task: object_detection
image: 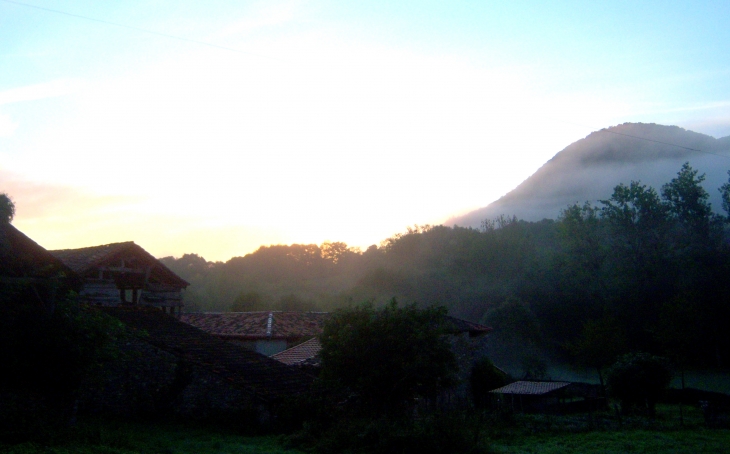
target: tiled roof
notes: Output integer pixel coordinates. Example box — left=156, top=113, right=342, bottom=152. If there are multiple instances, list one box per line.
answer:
left=180, top=311, right=329, bottom=340
left=489, top=381, right=572, bottom=396
left=51, top=242, right=134, bottom=274
left=102, top=306, right=313, bottom=402
left=181, top=311, right=490, bottom=340
left=51, top=242, right=189, bottom=288
left=271, top=338, right=322, bottom=366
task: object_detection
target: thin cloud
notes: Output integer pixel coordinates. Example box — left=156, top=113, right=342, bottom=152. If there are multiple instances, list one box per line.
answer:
left=0, top=113, right=18, bottom=137
left=213, top=0, right=303, bottom=39
left=0, top=79, right=81, bottom=106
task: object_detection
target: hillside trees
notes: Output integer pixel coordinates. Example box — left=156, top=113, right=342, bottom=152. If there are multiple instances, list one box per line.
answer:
left=160, top=162, right=730, bottom=367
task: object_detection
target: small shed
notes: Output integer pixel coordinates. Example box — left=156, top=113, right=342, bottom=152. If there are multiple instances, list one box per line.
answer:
left=490, top=381, right=573, bottom=413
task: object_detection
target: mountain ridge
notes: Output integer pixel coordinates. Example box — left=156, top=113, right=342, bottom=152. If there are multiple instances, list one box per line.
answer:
left=446, top=123, right=730, bottom=227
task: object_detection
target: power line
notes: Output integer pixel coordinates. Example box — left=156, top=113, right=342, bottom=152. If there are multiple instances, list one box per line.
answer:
left=0, top=0, right=283, bottom=62
left=598, top=129, right=701, bottom=152
left=597, top=128, right=730, bottom=160
left=554, top=118, right=730, bottom=160
left=4, top=0, right=729, bottom=162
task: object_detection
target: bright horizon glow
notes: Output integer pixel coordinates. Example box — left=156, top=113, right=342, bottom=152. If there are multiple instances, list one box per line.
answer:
left=2, top=0, right=730, bottom=261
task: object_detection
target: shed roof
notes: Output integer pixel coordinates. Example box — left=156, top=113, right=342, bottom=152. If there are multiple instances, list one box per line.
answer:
left=103, top=306, right=313, bottom=402
left=271, top=337, right=322, bottom=366
left=51, top=242, right=189, bottom=288
left=490, top=381, right=572, bottom=396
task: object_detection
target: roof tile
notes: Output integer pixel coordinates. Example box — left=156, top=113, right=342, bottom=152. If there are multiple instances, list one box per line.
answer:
left=271, top=338, right=322, bottom=365
left=180, top=311, right=328, bottom=340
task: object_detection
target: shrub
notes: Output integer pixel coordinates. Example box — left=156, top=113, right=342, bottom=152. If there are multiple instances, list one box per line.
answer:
left=606, top=352, right=673, bottom=416
left=470, top=358, right=510, bottom=409
left=318, top=299, right=457, bottom=416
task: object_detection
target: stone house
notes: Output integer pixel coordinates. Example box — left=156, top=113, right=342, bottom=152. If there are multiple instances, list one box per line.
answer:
left=50, top=242, right=189, bottom=314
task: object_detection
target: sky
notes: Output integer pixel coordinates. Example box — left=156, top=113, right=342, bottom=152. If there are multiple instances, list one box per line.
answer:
left=1, top=0, right=729, bottom=261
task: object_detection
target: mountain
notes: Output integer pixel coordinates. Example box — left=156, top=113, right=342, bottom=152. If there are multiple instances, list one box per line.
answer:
left=447, top=123, right=730, bottom=228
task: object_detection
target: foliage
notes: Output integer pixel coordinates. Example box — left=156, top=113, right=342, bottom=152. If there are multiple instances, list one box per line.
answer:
left=0, top=291, right=125, bottom=441
left=606, top=352, right=673, bottom=416
left=0, top=192, right=14, bottom=223
left=293, top=411, right=489, bottom=454
left=568, top=316, right=628, bottom=388
left=662, top=162, right=714, bottom=240
left=0, top=295, right=124, bottom=402
left=0, top=418, right=305, bottom=454
left=230, top=291, right=266, bottom=312
left=721, top=170, right=730, bottom=217
left=160, top=162, right=730, bottom=368
left=481, top=297, right=548, bottom=379
left=470, top=358, right=510, bottom=408
left=318, top=300, right=457, bottom=416
left=483, top=297, right=541, bottom=346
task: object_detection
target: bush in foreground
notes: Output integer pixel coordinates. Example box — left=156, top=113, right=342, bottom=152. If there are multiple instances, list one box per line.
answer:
left=606, top=352, right=673, bottom=416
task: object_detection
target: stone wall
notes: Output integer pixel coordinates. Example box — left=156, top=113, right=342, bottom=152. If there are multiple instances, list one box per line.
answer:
left=79, top=335, right=260, bottom=420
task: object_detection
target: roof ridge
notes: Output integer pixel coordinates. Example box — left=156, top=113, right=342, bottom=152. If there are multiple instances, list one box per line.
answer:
left=49, top=241, right=135, bottom=253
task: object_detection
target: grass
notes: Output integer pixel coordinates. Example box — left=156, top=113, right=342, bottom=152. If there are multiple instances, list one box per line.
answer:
left=1, top=404, right=728, bottom=453
left=485, top=404, right=730, bottom=454
left=489, top=429, right=730, bottom=454
left=0, top=419, right=304, bottom=454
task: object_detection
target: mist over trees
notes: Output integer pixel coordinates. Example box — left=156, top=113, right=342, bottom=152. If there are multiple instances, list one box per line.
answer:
left=447, top=123, right=730, bottom=226
left=161, top=162, right=730, bottom=369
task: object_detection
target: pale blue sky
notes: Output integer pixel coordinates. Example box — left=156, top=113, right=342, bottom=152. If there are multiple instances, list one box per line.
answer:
left=1, top=0, right=729, bottom=260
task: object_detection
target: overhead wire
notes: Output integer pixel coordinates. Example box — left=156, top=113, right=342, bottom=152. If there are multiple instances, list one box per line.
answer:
left=0, top=0, right=284, bottom=62
left=4, top=0, right=730, bottom=161
left=554, top=119, right=730, bottom=160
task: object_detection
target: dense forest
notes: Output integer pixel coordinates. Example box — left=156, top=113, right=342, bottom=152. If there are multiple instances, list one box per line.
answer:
left=161, top=162, right=730, bottom=369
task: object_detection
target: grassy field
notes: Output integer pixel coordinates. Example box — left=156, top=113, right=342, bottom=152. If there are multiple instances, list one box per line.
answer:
left=0, top=420, right=304, bottom=454
left=1, top=404, right=728, bottom=454
left=489, top=429, right=730, bottom=454
left=486, top=404, right=730, bottom=454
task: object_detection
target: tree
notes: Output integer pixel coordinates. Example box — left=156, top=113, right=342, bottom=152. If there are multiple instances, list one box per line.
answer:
left=229, top=291, right=265, bottom=311
left=555, top=203, right=607, bottom=322
left=320, top=241, right=351, bottom=264
left=470, top=358, right=509, bottom=409
left=318, top=300, right=457, bottom=415
left=0, top=192, right=15, bottom=223
left=661, top=162, right=713, bottom=240
left=720, top=170, right=730, bottom=218
left=600, top=181, right=670, bottom=267
left=599, top=181, right=675, bottom=349
left=569, top=316, right=628, bottom=391
left=606, top=352, right=673, bottom=416
left=481, top=297, right=547, bottom=379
